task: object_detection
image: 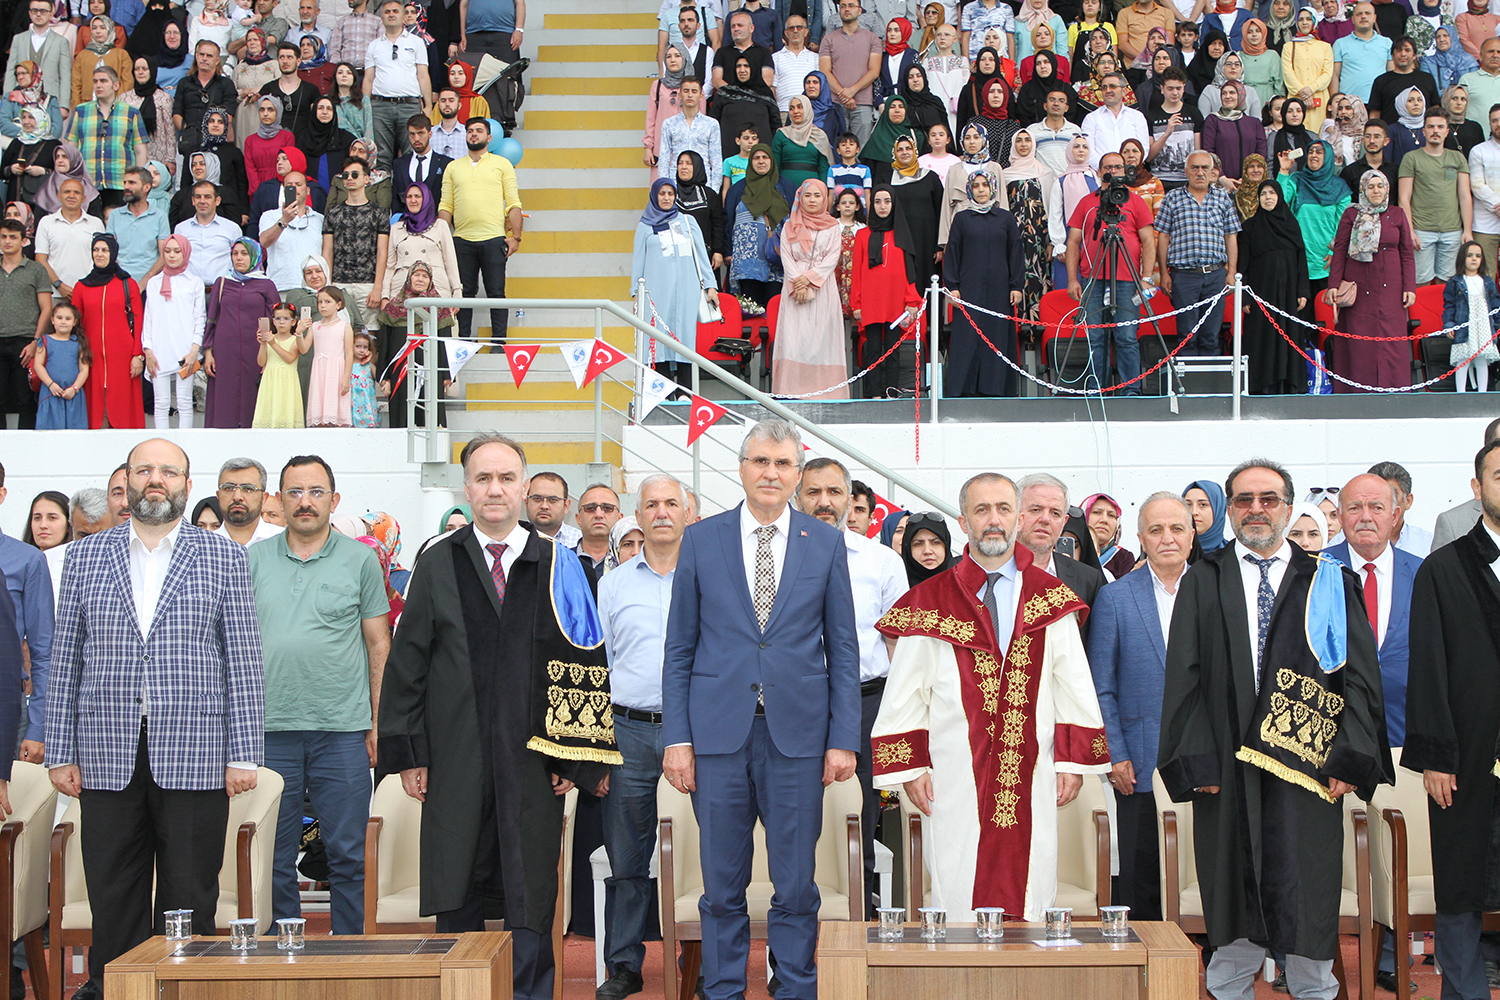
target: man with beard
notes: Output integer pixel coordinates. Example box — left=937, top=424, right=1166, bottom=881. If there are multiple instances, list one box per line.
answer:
left=104, top=167, right=169, bottom=281
left=1158, top=459, right=1390, bottom=1000
left=525, top=472, right=580, bottom=548
left=46, top=437, right=264, bottom=1000
left=796, top=457, right=904, bottom=916
left=107, top=464, right=131, bottom=523
left=437, top=117, right=524, bottom=343
left=214, top=458, right=284, bottom=547
left=1404, top=439, right=1500, bottom=1000
left=871, top=472, right=1110, bottom=921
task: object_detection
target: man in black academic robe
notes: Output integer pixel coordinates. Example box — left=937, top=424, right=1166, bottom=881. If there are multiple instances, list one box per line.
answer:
left=1159, top=459, right=1390, bottom=1000
left=379, top=434, right=618, bottom=1000
left=1404, top=439, right=1500, bottom=1000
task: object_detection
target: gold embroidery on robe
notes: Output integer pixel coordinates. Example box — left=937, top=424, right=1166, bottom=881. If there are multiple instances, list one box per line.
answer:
left=875, top=739, right=915, bottom=768
left=1256, top=667, right=1344, bottom=767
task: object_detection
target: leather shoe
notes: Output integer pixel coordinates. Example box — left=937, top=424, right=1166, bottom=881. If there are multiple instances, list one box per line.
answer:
left=1270, top=971, right=1288, bottom=992
left=595, top=968, right=643, bottom=1000
left=1487, top=960, right=1500, bottom=989
left=1375, top=970, right=1417, bottom=993
left=71, top=982, right=101, bottom=1000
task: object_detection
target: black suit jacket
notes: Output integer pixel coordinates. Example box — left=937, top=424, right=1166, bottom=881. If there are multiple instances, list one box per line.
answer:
left=392, top=150, right=452, bottom=205
left=1052, top=552, right=1106, bottom=641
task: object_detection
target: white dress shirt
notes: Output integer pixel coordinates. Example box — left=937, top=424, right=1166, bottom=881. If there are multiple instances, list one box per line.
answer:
left=215, top=518, right=284, bottom=547
left=970, top=553, right=1020, bottom=653
left=1396, top=520, right=1433, bottom=557
left=740, top=502, right=790, bottom=603
left=1081, top=103, right=1150, bottom=170
left=1349, top=542, right=1394, bottom=647
left=844, top=530, right=907, bottom=682
left=129, top=519, right=182, bottom=641
left=1233, top=538, right=1292, bottom=686
left=407, top=151, right=432, bottom=186
left=771, top=45, right=820, bottom=112
left=1485, top=521, right=1500, bottom=581
left=1147, top=562, right=1181, bottom=643
left=475, top=520, right=529, bottom=580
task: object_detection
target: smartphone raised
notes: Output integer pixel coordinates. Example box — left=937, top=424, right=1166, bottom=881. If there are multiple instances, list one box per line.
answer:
left=300, top=306, right=311, bottom=322
left=283, top=182, right=297, bottom=205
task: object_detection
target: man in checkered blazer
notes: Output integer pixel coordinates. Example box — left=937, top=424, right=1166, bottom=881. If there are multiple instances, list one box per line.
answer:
left=47, top=438, right=265, bottom=998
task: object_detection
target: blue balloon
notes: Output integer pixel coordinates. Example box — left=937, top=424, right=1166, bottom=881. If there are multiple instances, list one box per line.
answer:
left=488, top=126, right=523, bottom=165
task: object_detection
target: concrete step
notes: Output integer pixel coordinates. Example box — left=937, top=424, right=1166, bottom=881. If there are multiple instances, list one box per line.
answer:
left=531, top=26, right=656, bottom=44
left=507, top=252, right=632, bottom=277
left=508, top=274, right=632, bottom=299
left=522, top=230, right=636, bottom=255
left=526, top=188, right=645, bottom=211
left=537, top=43, right=656, bottom=64
left=529, top=208, right=650, bottom=232
left=520, top=146, right=651, bottom=169
left=524, top=94, right=651, bottom=113
left=515, top=166, right=650, bottom=189
left=533, top=0, right=659, bottom=16
left=532, top=76, right=654, bottom=96
left=527, top=60, right=655, bottom=78
left=524, top=109, right=648, bottom=131
left=507, top=312, right=636, bottom=330
left=542, top=12, right=658, bottom=29
left=441, top=435, right=626, bottom=466
left=509, top=129, right=644, bottom=148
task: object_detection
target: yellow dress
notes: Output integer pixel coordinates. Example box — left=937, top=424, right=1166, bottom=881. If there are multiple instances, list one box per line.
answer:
left=251, top=335, right=305, bottom=429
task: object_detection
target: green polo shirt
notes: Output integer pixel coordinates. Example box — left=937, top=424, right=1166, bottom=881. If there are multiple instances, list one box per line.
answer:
left=247, top=529, right=390, bottom=732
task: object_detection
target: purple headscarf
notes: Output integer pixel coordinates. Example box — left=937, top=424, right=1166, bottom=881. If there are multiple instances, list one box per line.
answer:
left=399, top=182, right=436, bottom=234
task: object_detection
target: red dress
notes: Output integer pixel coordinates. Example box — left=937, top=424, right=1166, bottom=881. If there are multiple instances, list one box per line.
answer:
left=850, top=229, right=922, bottom=326
left=74, top=277, right=145, bottom=429
left=244, top=129, right=297, bottom=195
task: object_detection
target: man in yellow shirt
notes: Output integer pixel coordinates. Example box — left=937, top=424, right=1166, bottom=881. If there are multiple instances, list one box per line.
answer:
left=438, top=117, right=524, bottom=342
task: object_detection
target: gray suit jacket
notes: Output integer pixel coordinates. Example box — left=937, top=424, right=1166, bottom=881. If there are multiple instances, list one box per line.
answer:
left=5, top=30, right=70, bottom=121
left=1431, top=498, right=1481, bottom=553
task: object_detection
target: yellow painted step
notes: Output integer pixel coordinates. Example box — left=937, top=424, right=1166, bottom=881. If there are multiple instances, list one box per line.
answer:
left=538, top=44, right=655, bottom=63
left=544, top=12, right=657, bottom=29
left=467, top=378, right=633, bottom=405
left=451, top=439, right=622, bottom=465
left=532, top=76, right=653, bottom=96
left=525, top=109, right=647, bottom=131
left=524, top=188, right=642, bottom=211
left=523, top=147, right=648, bottom=170
left=526, top=230, right=635, bottom=254
left=508, top=274, right=632, bottom=299
left=502, top=327, right=634, bottom=347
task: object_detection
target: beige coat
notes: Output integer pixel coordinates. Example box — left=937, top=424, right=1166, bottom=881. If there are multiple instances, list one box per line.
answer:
left=380, top=217, right=461, bottom=303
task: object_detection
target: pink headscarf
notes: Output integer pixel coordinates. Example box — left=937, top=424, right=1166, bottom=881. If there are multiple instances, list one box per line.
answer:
left=158, top=233, right=192, bottom=299
left=782, top=179, right=839, bottom=252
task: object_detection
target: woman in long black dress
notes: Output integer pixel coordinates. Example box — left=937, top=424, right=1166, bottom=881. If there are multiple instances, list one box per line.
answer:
left=711, top=54, right=780, bottom=161
left=942, top=167, right=1024, bottom=396
left=1239, top=179, right=1309, bottom=394
left=673, top=150, right=725, bottom=266
left=889, top=135, right=944, bottom=293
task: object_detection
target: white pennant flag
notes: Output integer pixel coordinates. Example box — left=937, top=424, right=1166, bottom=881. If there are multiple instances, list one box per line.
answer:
left=561, top=340, right=593, bottom=389
left=638, top=370, right=678, bottom=421
left=444, top=339, right=479, bottom=382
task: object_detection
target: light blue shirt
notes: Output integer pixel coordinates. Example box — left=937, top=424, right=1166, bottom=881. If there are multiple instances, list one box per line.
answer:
left=598, top=551, right=676, bottom=712
left=970, top=553, right=1017, bottom=652
left=465, top=0, right=516, bottom=33
left=105, top=202, right=169, bottom=280
left=1332, top=32, right=1393, bottom=102
left=258, top=208, right=325, bottom=292
left=0, top=530, right=52, bottom=741
left=174, top=214, right=241, bottom=286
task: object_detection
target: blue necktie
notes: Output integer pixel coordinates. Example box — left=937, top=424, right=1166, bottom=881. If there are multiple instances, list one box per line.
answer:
left=1244, top=553, right=1279, bottom=683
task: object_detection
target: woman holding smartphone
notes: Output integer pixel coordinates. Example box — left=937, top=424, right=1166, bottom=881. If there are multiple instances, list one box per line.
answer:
left=203, top=237, right=282, bottom=428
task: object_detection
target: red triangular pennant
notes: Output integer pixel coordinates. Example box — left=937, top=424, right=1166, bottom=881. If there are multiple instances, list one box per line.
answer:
left=866, top=491, right=900, bottom=538
left=582, top=339, right=629, bottom=387
left=685, top=393, right=728, bottom=447
left=504, top=344, right=540, bottom=388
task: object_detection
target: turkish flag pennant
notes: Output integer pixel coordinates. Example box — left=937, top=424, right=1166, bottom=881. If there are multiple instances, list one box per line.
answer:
left=582, top=338, right=629, bottom=387
left=685, top=393, right=728, bottom=447
left=504, top=344, right=540, bottom=388
left=867, top=490, right=900, bottom=538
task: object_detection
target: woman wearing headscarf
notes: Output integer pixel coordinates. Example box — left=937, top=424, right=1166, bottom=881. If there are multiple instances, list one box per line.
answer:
left=1442, top=84, right=1484, bottom=157
left=1081, top=493, right=1136, bottom=579
left=1047, top=134, right=1096, bottom=284
left=1187, top=29, right=1228, bottom=96
left=1203, top=81, right=1267, bottom=181
left=440, top=61, right=489, bottom=123
left=377, top=260, right=450, bottom=426
left=1281, top=8, right=1333, bottom=131
left=772, top=94, right=832, bottom=189
left=121, top=56, right=174, bottom=170
left=1264, top=0, right=1301, bottom=49
left=1071, top=24, right=1112, bottom=86
left=169, top=150, right=217, bottom=226
left=725, top=143, right=794, bottom=309
left=958, top=46, right=1003, bottom=124
left=1016, top=49, right=1078, bottom=124
left=939, top=120, right=1007, bottom=243
left=710, top=52, right=779, bottom=161
left=1076, top=51, right=1135, bottom=113
left=4, top=202, right=36, bottom=256
left=1277, top=139, right=1348, bottom=306
left=1319, top=93, right=1367, bottom=168
left=633, top=176, right=717, bottom=384
left=234, top=28, right=278, bottom=144
left=773, top=178, right=845, bottom=396
left=141, top=233, right=203, bottom=428
left=191, top=496, right=224, bottom=532
left=970, top=76, right=1022, bottom=164
left=880, top=510, right=911, bottom=553
left=245, top=96, right=296, bottom=195
left=999, top=127, right=1059, bottom=330
left=296, top=35, right=333, bottom=93
left=917, top=2, right=946, bottom=53
left=1325, top=168, right=1416, bottom=391
left=203, top=236, right=281, bottom=427
left=672, top=149, right=725, bottom=266
left=1199, top=51, right=1264, bottom=119
left=1424, top=25, right=1476, bottom=91
left=247, top=144, right=324, bottom=219
left=189, top=106, right=248, bottom=219
left=1120, top=137, right=1165, bottom=214
left=303, top=96, right=356, bottom=189
left=1182, top=479, right=1228, bottom=553
left=889, top=135, right=944, bottom=291
left=1314, top=0, right=1352, bottom=44
left=1270, top=96, right=1314, bottom=161
left=380, top=183, right=457, bottom=425
left=0, top=62, right=62, bottom=145
left=72, top=15, right=131, bottom=108
left=876, top=17, right=918, bottom=107
left=154, top=20, right=190, bottom=91
left=326, top=136, right=389, bottom=208
left=1238, top=19, right=1284, bottom=105
left=862, top=95, right=927, bottom=184
left=1016, top=0, right=1067, bottom=64
left=802, top=71, right=846, bottom=142
left=1388, top=85, right=1427, bottom=165
left=643, top=45, right=684, bottom=181
left=71, top=234, right=144, bottom=428
left=1232, top=151, right=1269, bottom=218
left=127, top=0, right=182, bottom=60
left=1239, top=179, right=1310, bottom=393
left=851, top=183, right=922, bottom=396
left=900, top=511, right=954, bottom=587
left=1287, top=500, right=1329, bottom=551
left=1060, top=508, right=1104, bottom=574
left=1, top=108, right=58, bottom=208
left=943, top=166, right=1024, bottom=396
left=34, top=141, right=99, bottom=215
left=144, top=158, right=170, bottom=214
left=604, top=517, right=644, bottom=574
left=1134, top=45, right=1183, bottom=109
left=899, top=64, right=949, bottom=137
left=1129, top=25, right=1171, bottom=76
left=362, top=511, right=410, bottom=594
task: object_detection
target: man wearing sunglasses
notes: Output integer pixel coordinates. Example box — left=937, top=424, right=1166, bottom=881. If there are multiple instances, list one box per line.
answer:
left=1160, top=459, right=1391, bottom=1000
left=574, top=484, right=622, bottom=576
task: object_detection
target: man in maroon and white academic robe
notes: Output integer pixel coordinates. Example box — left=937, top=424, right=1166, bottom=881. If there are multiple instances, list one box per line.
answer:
left=870, top=474, right=1110, bottom=921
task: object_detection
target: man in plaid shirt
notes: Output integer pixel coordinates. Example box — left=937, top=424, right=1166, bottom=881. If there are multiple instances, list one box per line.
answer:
left=329, top=0, right=381, bottom=65
left=64, top=65, right=147, bottom=211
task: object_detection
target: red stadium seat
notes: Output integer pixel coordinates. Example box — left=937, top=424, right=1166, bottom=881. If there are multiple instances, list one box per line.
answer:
left=695, top=294, right=752, bottom=379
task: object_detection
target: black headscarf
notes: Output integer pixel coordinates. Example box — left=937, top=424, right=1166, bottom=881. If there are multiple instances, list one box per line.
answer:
left=866, top=183, right=918, bottom=284
left=900, top=512, right=954, bottom=586
left=674, top=149, right=710, bottom=214
left=1062, top=508, right=1104, bottom=574
left=127, top=0, right=179, bottom=59
left=132, top=57, right=159, bottom=137
left=899, top=64, right=948, bottom=135
left=156, top=17, right=188, bottom=68
left=729, top=53, right=774, bottom=98
left=961, top=46, right=1003, bottom=119
left=191, top=496, right=224, bottom=527
left=1276, top=97, right=1312, bottom=150
left=304, top=97, right=354, bottom=162
left=1016, top=49, right=1075, bottom=123
left=1187, top=29, right=1228, bottom=95
left=78, top=234, right=132, bottom=287
left=1240, top=178, right=1306, bottom=256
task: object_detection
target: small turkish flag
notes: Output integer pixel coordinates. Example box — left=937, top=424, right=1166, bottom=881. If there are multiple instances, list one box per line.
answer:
left=582, top=338, right=629, bottom=387
left=503, top=344, right=539, bottom=388
left=685, top=393, right=728, bottom=446
left=867, top=490, right=900, bottom=538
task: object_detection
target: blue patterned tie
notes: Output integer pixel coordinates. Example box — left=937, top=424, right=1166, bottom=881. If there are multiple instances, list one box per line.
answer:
left=1244, top=553, right=1278, bottom=685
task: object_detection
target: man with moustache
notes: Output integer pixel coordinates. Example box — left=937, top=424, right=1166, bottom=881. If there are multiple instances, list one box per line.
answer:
left=1159, top=459, right=1390, bottom=1000
left=872, top=472, right=1110, bottom=922
left=215, top=458, right=284, bottom=547
left=796, top=457, right=905, bottom=915
left=1016, top=473, right=1106, bottom=633
left=525, top=472, right=581, bottom=548
left=574, top=484, right=622, bottom=576
left=107, top=464, right=131, bottom=523
left=47, top=438, right=264, bottom=1000
left=595, top=474, right=689, bottom=1000
left=1088, top=491, right=1195, bottom=922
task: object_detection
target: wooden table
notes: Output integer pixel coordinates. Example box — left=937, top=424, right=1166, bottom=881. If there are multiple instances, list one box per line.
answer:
left=817, top=920, right=1198, bottom=1000
left=105, top=933, right=511, bottom=1000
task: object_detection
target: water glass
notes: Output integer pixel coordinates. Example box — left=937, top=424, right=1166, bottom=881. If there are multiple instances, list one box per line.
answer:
left=974, top=907, right=1005, bottom=941
left=918, top=907, right=947, bottom=941
left=1100, top=905, right=1130, bottom=939
left=876, top=907, right=905, bottom=942
left=276, top=917, right=306, bottom=951
left=229, top=918, right=259, bottom=951
left=163, top=909, right=193, bottom=954
left=1044, top=906, right=1073, bottom=940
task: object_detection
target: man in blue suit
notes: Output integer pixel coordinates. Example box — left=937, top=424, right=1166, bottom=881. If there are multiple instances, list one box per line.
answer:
left=662, top=418, right=861, bottom=1000
left=1088, top=491, right=1194, bottom=923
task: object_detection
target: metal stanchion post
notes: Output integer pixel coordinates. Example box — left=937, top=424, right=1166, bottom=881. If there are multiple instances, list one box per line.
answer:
left=1232, top=272, right=1244, bottom=421
left=928, top=275, right=941, bottom=421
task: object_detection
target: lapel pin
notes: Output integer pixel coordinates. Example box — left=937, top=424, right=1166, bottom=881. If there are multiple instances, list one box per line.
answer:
left=800, top=530, right=807, bottom=537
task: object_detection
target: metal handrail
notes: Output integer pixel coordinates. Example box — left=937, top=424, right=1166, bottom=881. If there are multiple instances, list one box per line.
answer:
left=405, top=296, right=960, bottom=518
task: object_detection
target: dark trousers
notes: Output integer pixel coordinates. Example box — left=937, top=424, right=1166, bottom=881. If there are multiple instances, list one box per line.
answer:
left=78, top=724, right=230, bottom=983
left=1112, top=787, right=1161, bottom=921
left=859, top=322, right=915, bottom=399
left=464, top=29, right=520, bottom=66
left=0, top=335, right=36, bottom=428
left=1168, top=266, right=1227, bottom=355
left=435, top=896, right=555, bottom=1000
left=455, top=235, right=510, bottom=343
left=379, top=322, right=448, bottom=427
left=693, top=717, right=824, bottom=1000
left=1433, top=911, right=1500, bottom=1000
left=601, top=713, right=665, bottom=974
left=853, top=684, right=882, bottom=917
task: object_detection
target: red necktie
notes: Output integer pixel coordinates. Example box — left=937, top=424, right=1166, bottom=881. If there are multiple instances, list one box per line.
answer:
left=487, top=542, right=507, bottom=604
left=1363, top=562, right=1378, bottom=637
